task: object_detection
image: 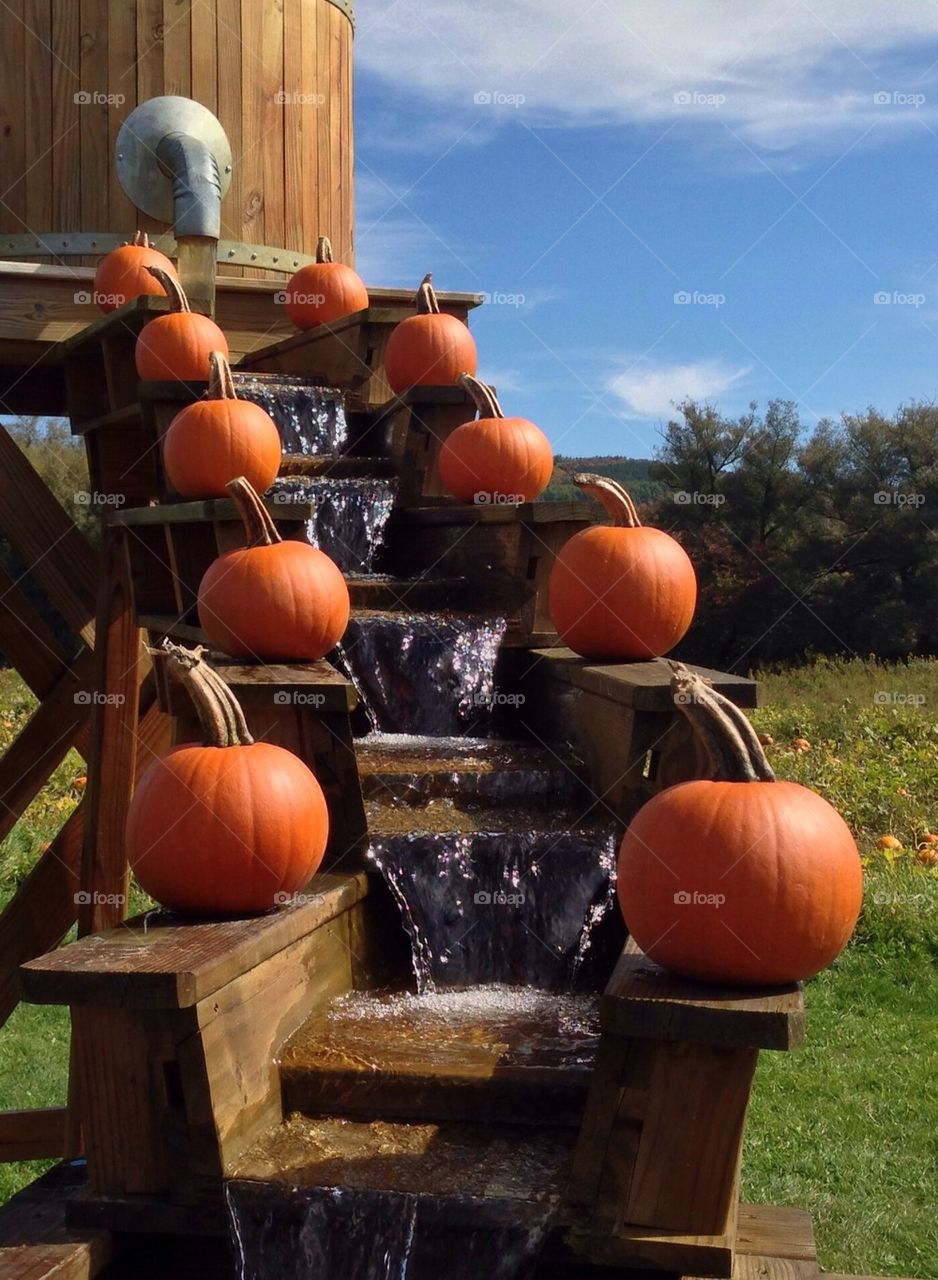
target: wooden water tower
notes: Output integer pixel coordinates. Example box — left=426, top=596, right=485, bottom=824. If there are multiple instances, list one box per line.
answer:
left=0, top=0, right=355, bottom=271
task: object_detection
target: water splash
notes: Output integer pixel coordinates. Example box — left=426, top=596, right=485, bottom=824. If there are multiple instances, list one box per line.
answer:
left=270, top=476, right=396, bottom=574
left=234, top=376, right=348, bottom=455
left=341, top=615, right=506, bottom=737
left=368, top=830, right=617, bottom=993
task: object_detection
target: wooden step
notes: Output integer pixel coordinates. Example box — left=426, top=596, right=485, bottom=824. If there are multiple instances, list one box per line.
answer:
left=278, top=453, right=397, bottom=479
left=280, top=987, right=599, bottom=1127
left=365, top=799, right=601, bottom=837
left=346, top=575, right=468, bottom=611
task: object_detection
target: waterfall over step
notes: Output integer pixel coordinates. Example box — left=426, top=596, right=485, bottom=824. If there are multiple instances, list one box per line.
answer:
left=272, top=476, right=397, bottom=573
left=234, top=376, right=349, bottom=455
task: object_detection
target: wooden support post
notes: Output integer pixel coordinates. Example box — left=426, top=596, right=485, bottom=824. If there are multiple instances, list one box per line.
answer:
left=176, top=236, right=217, bottom=317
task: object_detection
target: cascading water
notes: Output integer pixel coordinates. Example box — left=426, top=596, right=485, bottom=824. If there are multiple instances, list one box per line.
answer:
left=339, top=614, right=507, bottom=736
left=233, top=375, right=348, bottom=455
left=271, top=476, right=396, bottom=574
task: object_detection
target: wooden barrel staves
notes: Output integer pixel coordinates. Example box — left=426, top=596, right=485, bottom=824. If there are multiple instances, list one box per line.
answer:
left=0, top=0, right=355, bottom=273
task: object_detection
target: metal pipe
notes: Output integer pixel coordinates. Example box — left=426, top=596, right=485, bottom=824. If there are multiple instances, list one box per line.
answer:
left=155, top=132, right=222, bottom=240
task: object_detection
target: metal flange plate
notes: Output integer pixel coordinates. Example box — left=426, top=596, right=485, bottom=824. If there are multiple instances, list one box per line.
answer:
left=116, top=96, right=232, bottom=224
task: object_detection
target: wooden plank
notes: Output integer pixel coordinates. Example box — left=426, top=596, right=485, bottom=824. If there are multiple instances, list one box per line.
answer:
left=731, top=1259, right=818, bottom=1280
left=317, top=0, right=332, bottom=245
left=0, top=563, right=76, bottom=700
left=135, top=0, right=165, bottom=105
left=238, top=0, right=264, bottom=277
left=260, top=0, right=285, bottom=258
left=734, top=1204, right=817, bottom=1262
left=0, top=1164, right=118, bottom=1277
left=162, top=0, right=191, bottom=97
left=78, top=0, right=110, bottom=240
left=215, top=0, right=243, bottom=260
left=602, top=941, right=805, bottom=1051
left=285, top=0, right=312, bottom=255
left=0, top=425, right=97, bottom=646
left=0, top=1109, right=67, bottom=1163
left=20, top=873, right=368, bottom=1009
left=107, top=0, right=138, bottom=233
left=189, top=0, right=218, bottom=112
left=23, top=0, right=54, bottom=242
left=45, top=0, right=80, bottom=250
left=109, top=496, right=313, bottom=525
left=77, top=529, right=141, bottom=936
left=528, top=649, right=761, bottom=712
left=0, top=0, right=28, bottom=240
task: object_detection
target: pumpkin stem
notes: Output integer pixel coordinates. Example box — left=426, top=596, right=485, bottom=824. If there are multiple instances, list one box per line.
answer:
left=155, top=641, right=254, bottom=747
left=415, top=273, right=441, bottom=315
left=132, top=230, right=150, bottom=248
left=574, top=473, right=642, bottom=528
left=669, top=663, right=775, bottom=783
left=458, top=372, right=504, bottom=420
left=207, top=351, right=238, bottom=400
left=316, top=236, right=334, bottom=264
left=227, top=476, right=282, bottom=548
left=146, top=265, right=191, bottom=313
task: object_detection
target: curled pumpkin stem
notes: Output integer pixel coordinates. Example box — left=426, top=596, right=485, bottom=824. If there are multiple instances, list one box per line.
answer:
left=153, top=640, right=254, bottom=748
left=458, top=372, right=504, bottom=419
left=574, top=473, right=642, bottom=528
left=415, top=272, right=442, bottom=315
left=316, top=235, right=334, bottom=264
left=146, top=265, right=191, bottom=313
left=207, top=351, right=238, bottom=400
left=669, top=663, right=775, bottom=783
left=227, top=475, right=282, bottom=548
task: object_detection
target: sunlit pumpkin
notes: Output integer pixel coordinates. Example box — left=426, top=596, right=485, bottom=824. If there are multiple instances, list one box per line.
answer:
left=384, top=274, right=478, bottom=393
left=877, top=835, right=903, bottom=851
left=285, top=236, right=369, bottom=330
left=127, top=642, right=329, bottom=915
left=617, top=666, right=863, bottom=986
left=437, top=373, right=554, bottom=503
left=94, top=231, right=178, bottom=313
left=548, top=474, right=697, bottom=660
left=198, top=477, right=350, bottom=661
left=162, top=351, right=281, bottom=498
left=135, top=267, right=229, bottom=382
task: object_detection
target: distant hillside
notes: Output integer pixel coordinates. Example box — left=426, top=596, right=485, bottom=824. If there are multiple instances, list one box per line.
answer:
left=545, top=456, right=665, bottom=506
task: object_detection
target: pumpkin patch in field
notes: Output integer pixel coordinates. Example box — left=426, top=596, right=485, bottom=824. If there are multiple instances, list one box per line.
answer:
left=384, top=274, right=478, bottom=393
left=548, top=473, right=697, bottom=660
left=134, top=267, right=229, bottom=383
left=198, top=476, right=350, bottom=662
left=437, top=373, right=554, bottom=503
left=285, top=235, right=369, bottom=329
left=162, top=351, right=282, bottom=499
left=127, top=643, right=329, bottom=916
left=617, top=665, right=863, bottom=987
left=94, top=231, right=178, bottom=312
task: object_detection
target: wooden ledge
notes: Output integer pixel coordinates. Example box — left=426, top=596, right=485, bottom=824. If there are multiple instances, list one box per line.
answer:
left=527, top=649, right=761, bottom=711
left=19, top=872, right=368, bottom=1012
left=602, top=940, right=805, bottom=1051
left=108, top=496, right=314, bottom=526
left=391, top=501, right=592, bottom=526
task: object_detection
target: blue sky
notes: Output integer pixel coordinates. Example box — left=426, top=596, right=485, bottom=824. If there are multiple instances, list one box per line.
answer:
left=352, top=0, right=938, bottom=458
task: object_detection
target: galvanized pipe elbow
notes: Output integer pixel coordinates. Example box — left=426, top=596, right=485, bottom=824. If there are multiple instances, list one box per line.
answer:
left=156, top=131, right=222, bottom=239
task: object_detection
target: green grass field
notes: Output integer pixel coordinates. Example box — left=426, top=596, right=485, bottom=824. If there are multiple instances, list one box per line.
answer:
left=0, top=659, right=935, bottom=1275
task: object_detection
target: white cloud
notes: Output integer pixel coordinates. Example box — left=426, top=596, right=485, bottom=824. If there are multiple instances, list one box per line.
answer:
left=608, top=358, right=750, bottom=417
left=356, top=0, right=938, bottom=151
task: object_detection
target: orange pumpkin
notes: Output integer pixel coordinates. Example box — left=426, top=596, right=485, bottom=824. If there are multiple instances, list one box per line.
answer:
left=94, top=231, right=178, bottom=313
left=548, top=474, right=697, bottom=660
left=285, top=235, right=369, bottom=330
left=618, top=666, right=863, bottom=986
left=198, top=477, right=350, bottom=661
left=162, top=351, right=281, bottom=499
left=135, top=267, right=229, bottom=382
left=384, top=274, right=478, bottom=394
left=127, top=643, right=329, bottom=915
left=437, top=373, right=554, bottom=504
